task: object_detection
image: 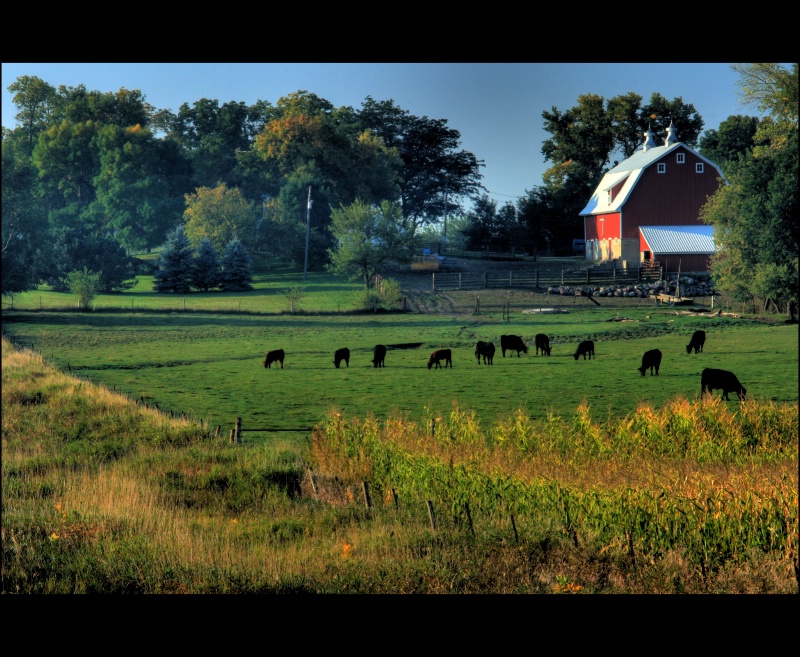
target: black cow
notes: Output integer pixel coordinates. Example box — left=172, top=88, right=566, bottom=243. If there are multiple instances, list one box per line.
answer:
left=686, top=330, right=706, bottom=354
left=475, top=341, right=495, bottom=365
left=372, top=344, right=387, bottom=368
left=701, top=368, right=747, bottom=401
left=333, top=347, right=350, bottom=368
left=638, top=349, right=662, bottom=376
left=573, top=340, right=595, bottom=360
left=535, top=333, right=551, bottom=356
left=428, top=348, right=452, bottom=369
left=263, top=349, right=285, bottom=368
left=500, top=335, right=528, bottom=357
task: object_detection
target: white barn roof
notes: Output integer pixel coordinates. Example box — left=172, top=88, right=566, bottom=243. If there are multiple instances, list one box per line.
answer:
left=640, top=225, right=718, bottom=254
left=579, top=139, right=727, bottom=217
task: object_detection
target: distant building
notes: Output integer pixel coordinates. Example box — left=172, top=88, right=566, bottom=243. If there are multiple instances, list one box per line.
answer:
left=579, top=122, right=727, bottom=273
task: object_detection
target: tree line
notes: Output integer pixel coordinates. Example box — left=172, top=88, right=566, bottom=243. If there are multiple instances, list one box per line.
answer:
left=2, top=64, right=796, bottom=314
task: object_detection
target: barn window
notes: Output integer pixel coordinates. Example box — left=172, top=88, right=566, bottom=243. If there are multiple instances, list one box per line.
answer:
left=677, top=153, right=685, bottom=164
left=696, top=163, right=704, bottom=173
left=657, top=163, right=666, bottom=173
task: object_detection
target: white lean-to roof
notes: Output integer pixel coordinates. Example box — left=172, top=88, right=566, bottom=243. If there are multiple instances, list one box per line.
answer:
left=579, top=141, right=727, bottom=216
left=640, top=225, right=718, bottom=254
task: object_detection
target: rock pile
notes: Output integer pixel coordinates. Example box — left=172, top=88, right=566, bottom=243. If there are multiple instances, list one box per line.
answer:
left=546, top=273, right=717, bottom=298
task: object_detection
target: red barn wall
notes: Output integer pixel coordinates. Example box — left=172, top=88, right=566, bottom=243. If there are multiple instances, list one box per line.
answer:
left=584, top=213, right=620, bottom=240
left=620, top=148, right=724, bottom=239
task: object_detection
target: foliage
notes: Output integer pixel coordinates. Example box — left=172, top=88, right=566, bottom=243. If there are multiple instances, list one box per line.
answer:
left=2, top=136, right=49, bottom=295
left=44, top=224, right=136, bottom=293
left=183, top=184, right=260, bottom=254
left=698, top=115, right=760, bottom=172
left=64, top=267, right=101, bottom=310
left=219, top=238, right=253, bottom=291
left=191, top=238, right=221, bottom=292
left=327, top=199, right=417, bottom=289
left=153, top=224, right=194, bottom=293
left=357, top=96, right=485, bottom=228
left=283, top=285, right=305, bottom=312
left=701, top=63, right=798, bottom=316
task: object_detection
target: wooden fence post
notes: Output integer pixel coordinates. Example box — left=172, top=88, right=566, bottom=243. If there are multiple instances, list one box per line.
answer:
left=308, top=468, right=318, bottom=498
left=510, top=514, right=519, bottom=543
left=391, top=488, right=399, bottom=509
left=426, top=500, right=438, bottom=531
left=561, top=271, right=565, bottom=286
left=214, top=426, right=221, bottom=439
left=458, top=273, right=462, bottom=290
left=235, top=417, right=242, bottom=443
left=536, top=271, right=539, bottom=288
left=465, top=502, right=475, bottom=537
left=362, top=481, right=372, bottom=509
left=509, top=271, right=512, bottom=287
left=432, top=273, right=435, bottom=292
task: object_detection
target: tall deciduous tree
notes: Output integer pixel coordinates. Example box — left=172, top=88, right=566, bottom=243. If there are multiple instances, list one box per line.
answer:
left=327, top=199, right=416, bottom=289
left=183, top=184, right=260, bottom=254
left=357, top=97, right=484, bottom=229
left=701, top=63, right=798, bottom=317
left=7, top=75, right=57, bottom=153
left=2, top=135, right=50, bottom=295
left=698, top=115, right=761, bottom=171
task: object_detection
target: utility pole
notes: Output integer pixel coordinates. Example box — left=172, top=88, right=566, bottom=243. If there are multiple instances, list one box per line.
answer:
left=303, top=186, right=312, bottom=281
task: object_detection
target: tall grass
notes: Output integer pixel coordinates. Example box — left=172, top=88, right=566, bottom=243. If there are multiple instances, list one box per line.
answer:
left=3, top=336, right=797, bottom=593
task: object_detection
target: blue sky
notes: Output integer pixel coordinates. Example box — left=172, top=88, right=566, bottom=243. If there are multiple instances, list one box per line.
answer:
left=2, top=62, right=762, bottom=211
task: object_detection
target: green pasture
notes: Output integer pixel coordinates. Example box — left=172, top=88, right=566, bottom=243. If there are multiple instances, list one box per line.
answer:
left=1, top=268, right=372, bottom=314
left=3, top=301, right=797, bottom=440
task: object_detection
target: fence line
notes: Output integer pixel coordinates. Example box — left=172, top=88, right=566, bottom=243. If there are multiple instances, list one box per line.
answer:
left=431, top=265, right=662, bottom=292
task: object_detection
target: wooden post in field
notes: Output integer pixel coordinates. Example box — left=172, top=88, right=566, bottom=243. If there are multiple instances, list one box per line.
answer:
left=426, top=500, right=438, bottom=531
left=362, top=481, right=372, bottom=509
left=229, top=429, right=235, bottom=443
left=214, top=426, right=221, bottom=439
left=464, top=502, right=475, bottom=537
left=391, top=488, right=399, bottom=509
left=308, top=468, right=318, bottom=498
left=510, top=514, right=519, bottom=543
left=235, top=417, right=242, bottom=443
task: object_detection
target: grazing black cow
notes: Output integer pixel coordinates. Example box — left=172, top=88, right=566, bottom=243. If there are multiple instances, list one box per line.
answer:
left=263, top=349, right=285, bottom=368
left=372, top=344, right=387, bottom=368
left=535, top=333, right=551, bottom=356
left=701, top=368, right=746, bottom=401
left=686, top=330, right=706, bottom=354
left=428, top=348, right=452, bottom=369
left=333, top=347, right=350, bottom=368
left=638, top=349, right=662, bottom=376
left=573, top=340, right=595, bottom=360
left=500, top=335, right=528, bottom=357
left=475, top=341, right=495, bottom=365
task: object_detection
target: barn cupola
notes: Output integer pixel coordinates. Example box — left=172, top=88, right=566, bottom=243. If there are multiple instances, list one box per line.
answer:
left=664, top=120, right=679, bottom=147
left=642, top=124, right=658, bottom=151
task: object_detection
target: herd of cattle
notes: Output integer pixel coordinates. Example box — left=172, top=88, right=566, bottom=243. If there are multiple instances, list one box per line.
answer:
left=263, top=328, right=747, bottom=401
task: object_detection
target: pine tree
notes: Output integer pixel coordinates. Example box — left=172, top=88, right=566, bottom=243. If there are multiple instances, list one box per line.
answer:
left=153, top=225, right=194, bottom=293
left=219, top=238, right=253, bottom=291
left=191, top=237, right=222, bottom=292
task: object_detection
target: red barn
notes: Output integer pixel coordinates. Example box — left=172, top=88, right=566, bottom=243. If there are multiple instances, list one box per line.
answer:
left=579, top=122, right=726, bottom=273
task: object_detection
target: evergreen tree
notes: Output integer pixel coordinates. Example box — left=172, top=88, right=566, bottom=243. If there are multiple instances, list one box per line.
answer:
left=219, top=238, right=253, bottom=291
left=153, top=225, right=194, bottom=293
left=191, top=238, right=222, bottom=291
